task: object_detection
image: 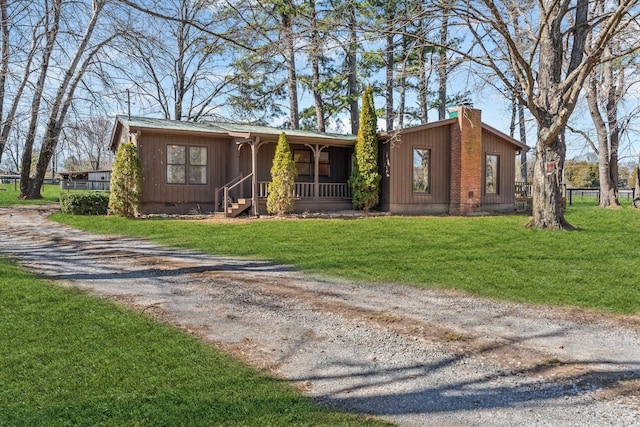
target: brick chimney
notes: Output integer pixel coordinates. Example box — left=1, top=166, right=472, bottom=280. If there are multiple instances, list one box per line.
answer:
left=449, top=106, right=482, bottom=215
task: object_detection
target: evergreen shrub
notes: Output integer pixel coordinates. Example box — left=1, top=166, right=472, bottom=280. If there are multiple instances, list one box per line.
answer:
left=60, top=191, right=109, bottom=215
left=108, top=142, right=142, bottom=217
left=267, top=132, right=297, bottom=215
left=349, top=85, right=381, bottom=211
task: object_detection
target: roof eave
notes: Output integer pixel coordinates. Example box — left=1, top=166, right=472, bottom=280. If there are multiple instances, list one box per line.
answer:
left=482, top=123, right=530, bottom=152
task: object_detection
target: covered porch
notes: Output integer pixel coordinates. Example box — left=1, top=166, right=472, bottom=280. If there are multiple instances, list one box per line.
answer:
left=213, top=124, right=356, bottom=217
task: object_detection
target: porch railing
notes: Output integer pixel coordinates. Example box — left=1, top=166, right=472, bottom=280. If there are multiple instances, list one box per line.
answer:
left=515, top=181, right=531, bottom=198
left=258, top=181, right=351, bottom=199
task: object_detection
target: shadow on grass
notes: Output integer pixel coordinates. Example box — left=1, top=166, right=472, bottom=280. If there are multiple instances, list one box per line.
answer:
left=3, top=209, right=640, bottom=421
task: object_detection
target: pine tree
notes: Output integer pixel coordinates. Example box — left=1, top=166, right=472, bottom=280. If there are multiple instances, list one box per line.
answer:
left=108, top=142, right=142, bottom=217
left=349, top=85, right=380, bottom=210
left=267, top=132, right=297, bottom=215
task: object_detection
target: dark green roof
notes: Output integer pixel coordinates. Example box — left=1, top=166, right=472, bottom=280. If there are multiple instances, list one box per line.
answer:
left=116, top=116, right=355, bottom=142
left=208, top=121, right=355, bottom=141
left=116, top=116, right=227, bottom=134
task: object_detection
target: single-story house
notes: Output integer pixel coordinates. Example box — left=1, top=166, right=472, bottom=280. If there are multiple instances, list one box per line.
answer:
left=109, top=106, right=528, bottom=216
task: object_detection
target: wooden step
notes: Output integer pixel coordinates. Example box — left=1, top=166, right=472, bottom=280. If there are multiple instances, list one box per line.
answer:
left=226, top=198, right=252, bottom=218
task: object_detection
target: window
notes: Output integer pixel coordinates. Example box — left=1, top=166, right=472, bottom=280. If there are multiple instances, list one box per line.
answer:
left=167, top=145, right=186, bottom=184
left=318, top=151, right=330, bottom=177
left=485, top=154, right=499, bottom=194
left=189, top=146, right=207, bottom=184
left=293, top=149, right=330, bottom=177
left=413, top=148, right=430, bottom=193
left=294, top=149, right=311, bottom=176
left=166, top=145, right=208, bottom=184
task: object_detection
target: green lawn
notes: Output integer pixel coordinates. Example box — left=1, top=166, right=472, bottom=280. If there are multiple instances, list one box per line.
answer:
left=52, top=198, right=640, bottom=314
left=0, top=183, right=69, bottom=206
left=0, top=257, right=388, bottom=426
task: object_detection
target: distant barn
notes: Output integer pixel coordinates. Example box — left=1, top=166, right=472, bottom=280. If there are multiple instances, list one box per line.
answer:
left=59, top=170, right=111, bottom=191
left=0, top=171, right=20, bottom=185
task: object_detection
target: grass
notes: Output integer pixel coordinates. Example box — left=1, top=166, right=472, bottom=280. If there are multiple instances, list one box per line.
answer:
left=0, top=183, right=73, bottom=206
left=0, top=257, right=388, bottom=426
left=52, top=197, right=640, bottom=314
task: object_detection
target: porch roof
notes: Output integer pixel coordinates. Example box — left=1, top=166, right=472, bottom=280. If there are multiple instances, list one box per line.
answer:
left=208, top=122, right=357, bottom=146
left=110, top=116, right=356, bottom=150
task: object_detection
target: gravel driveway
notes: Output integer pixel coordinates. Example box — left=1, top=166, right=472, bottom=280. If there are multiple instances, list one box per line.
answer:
left=1, top=205, right=640, bottom=426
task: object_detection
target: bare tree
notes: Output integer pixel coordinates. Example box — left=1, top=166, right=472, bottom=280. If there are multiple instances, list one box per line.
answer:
left=0, top=0, right=8, bottom=164
left=583, top=46, right=623, bottom=208
left=121, top=0, right=236, bottom=121
left=582, top=5, right=640, bottom=208
left=19, top=0, right=123, bottom=199
left=426, top=0, right=640, bottom=229
left=0, top=1, right=47, bottom=169
left=19, top=0, right=64, bottom=198
left=62, top=117, right=114, bottom=171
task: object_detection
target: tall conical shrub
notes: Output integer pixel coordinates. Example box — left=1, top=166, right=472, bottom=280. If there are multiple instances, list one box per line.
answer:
left=267, top=132, right=297, bottom=215
left=108, top=142, right=142, bottom=217
left=349, top=85, right=380, bottom=210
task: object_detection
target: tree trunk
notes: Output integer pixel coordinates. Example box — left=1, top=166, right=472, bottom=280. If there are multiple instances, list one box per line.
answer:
left=0, top=0, right=8, bottom=163
left=418, top=49, right=428, bottom=124
left=309, top=0, right=325, bottom=132
left=385, top=10, right=394, bottom=131
left=347, top=5, right=358, bottom=135
left=526, top=5, right=576, bottom=229
left=528, top=114, right=571, bottom=229
left=174, top=14, right=187, bottom=121
left=396, top=34, right=409, bottom=128
left=398, top=64, right=406, bottom=129
left=20, top=0, right=62, bottom=198
left=634, top=164, right=640, bottom=208
left=282, top=9, right=299, bottom=129
left=518, top=99, right=528, bottom=182
left=584, top=45, right=620, bottom=208
left=437, top=8, right=448, bottom=121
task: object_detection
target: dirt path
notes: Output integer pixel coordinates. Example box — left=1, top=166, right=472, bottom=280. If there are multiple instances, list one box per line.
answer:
left=1, top=205, right=640, bottom=426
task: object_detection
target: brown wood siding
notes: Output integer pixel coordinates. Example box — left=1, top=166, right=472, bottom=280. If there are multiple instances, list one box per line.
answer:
left=237, top=141, right=276, bottom=182
left=388, top=124, right=451, bottom=208
left=138, top=132, right=229, bottom=204
left=238, top=143, right=251, bottom=177
left=379, top=142, right=391, bottom=208
left=482, top=131, right=516, bottom=205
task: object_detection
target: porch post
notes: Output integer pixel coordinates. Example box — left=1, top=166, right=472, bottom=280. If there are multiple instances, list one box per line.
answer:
left=313, top=144, right=320, bottom=199
left=251, top=137, right=261, bottom=216
left=305, top=144, right=327, bottom=199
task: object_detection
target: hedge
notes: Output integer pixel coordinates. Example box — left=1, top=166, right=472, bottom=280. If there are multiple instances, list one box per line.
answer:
left=59, top=192, right=110, bottom=215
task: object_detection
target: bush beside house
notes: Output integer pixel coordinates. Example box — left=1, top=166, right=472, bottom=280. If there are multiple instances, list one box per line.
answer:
left=60, top=192, right=110, bottom=215
left=349, top=85, right=381, bottom=211
left=267, top=132, right=297, bottom=215
left=108, top=142, right=142, bottom=217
